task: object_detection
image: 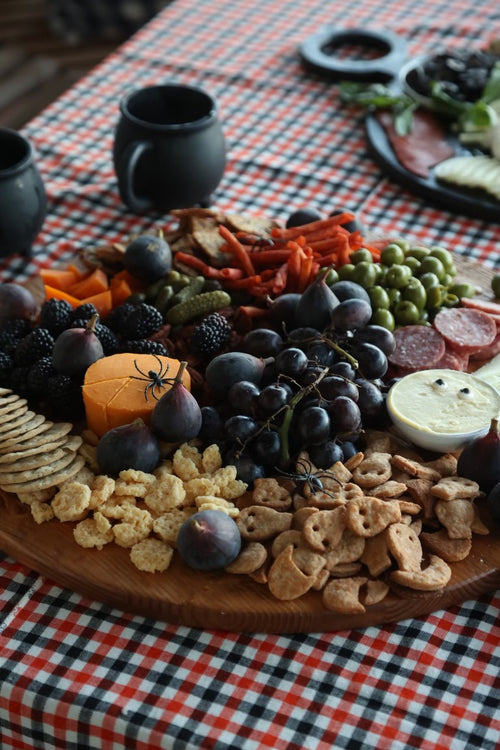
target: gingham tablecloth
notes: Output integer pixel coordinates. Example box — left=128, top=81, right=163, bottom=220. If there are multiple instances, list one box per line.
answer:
left=1, top=1, right=499, bottom=748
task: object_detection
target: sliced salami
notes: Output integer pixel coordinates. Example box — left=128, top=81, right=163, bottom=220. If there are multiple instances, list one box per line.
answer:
left=389, top=325, right=446, bottom=370
left=431, top=347, right=469, bottom=371
left=460, top=296, right=500, bottom=315
left=469, top=331, right=500, bottom=361
left=433, top=308, right=496, bottom=355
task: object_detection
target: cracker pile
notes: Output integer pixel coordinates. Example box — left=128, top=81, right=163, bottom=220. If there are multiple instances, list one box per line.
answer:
left=228, top=430, right=487, bottom=614
left=15, top=436, right=248, bottom=574
left=0, top=388, right=84, bottom=497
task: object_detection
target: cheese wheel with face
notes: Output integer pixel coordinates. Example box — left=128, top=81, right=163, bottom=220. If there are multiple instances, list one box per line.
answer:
left=82, top=353, right=191, bottom=436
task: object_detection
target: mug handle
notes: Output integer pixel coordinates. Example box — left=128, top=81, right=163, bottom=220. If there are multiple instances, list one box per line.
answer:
left=119, top=140, right=154, bottom=213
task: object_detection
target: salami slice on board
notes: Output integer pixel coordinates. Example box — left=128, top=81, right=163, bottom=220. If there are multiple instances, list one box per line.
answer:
left=433, top=308, right=496, bottom=355
left=389, top=325, right=446, bottom=370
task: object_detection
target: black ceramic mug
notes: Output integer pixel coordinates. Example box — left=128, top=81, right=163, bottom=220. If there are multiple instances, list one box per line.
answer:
left=113, top=84, right=226, bottom=213
left=0, top=128, right=46, bottom=258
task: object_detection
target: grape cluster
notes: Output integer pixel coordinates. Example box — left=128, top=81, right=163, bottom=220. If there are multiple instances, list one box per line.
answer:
left=198, top=294, right=395, bottom=483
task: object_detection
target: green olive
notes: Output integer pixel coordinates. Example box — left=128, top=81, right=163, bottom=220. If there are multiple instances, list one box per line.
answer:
left=371, top=308, right=395, bottom=331
left=406, top=246, right=430, bottom=261
left=492, top=275, right=500, bottom=298
left=447, top=282, right=476, bottom=299
left=403, top=256, right=421, bottom=274
left=441, top=273, right=453, bottom=287
left=419, top=271, right=440, bottom=290
left=402, top=278, right=426, bottom=310
left=385, top=264, right=412, bottom=289
left=418, top=255, right=446, bottom=280
left=338, top=263, right=355, bottom=280
left=368, top=285, right=391, bottom=310
left=380, top=243, right=406, bottom=266
left=426, top=285, right=446, bottom=309
left=429, top=246, right=455, bottom=272
left=387, top=287, right=401, bottom=305
left=394, top=300, right=420, bottom=325
left=374, top=263, right=388, bottom=283
left=350, top=248, right=374, bottom=264
left=443, top=293, right=460, bottom=307
left=351, top=261, right=377, bottom=288
left=325, top=268, right=339, bottom=286
left=392, top=238, right=411, bottom=253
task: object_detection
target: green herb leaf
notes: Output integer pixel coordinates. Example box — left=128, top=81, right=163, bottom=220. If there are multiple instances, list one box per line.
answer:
left=481, top=62, right=500, bottom=103
left=393, top=101, right=418, bottom=136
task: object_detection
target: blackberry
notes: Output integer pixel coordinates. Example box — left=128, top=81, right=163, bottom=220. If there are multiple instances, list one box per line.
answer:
left=27, top=356, right=57, bottom=397
left=14, top=328, right=55, bottom=366
left=105, top=302, right=136, bottom=335
left=9, top=365, right=31, bottom=398
left=107, top=302, right=163, bottom=339
left=39, top=298, right=73, bottom=336
left=191, top=313, right=231, bottom=355
left=47, top=373, right=84, bottom=420
left=0, top=318, right=32, bottom=355
left=126, top=303, right=163, bottom=339
left=69, top=303, right=98, bottom=323
left=0, top=351, right=13, bottom=386
left=71, top=319, right=119, bottom=355
left=121, top=339, right=169, bottom=356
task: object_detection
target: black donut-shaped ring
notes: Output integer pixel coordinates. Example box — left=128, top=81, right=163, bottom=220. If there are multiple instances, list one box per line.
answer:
left=299, top=27, right=407, bottom=82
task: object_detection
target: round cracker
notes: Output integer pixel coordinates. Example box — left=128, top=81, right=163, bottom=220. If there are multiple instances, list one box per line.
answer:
left=0, top=401, right=29, bottom=420
left=0, top=449, right=78, bottom=485
left=0, top=433, right=81, bottom=464
left=0, top=409, right=37, bottom=436
left=0, top=412, right=46, bottom=444
left=0, top=387, right=13, bottom=396
left=0, top=446, right=67, bottom=473
left=0, top=418, right=56, bottom=451
left=0, top=394, right=26, bottom=410
left=5, top=455, right=86, bottom=493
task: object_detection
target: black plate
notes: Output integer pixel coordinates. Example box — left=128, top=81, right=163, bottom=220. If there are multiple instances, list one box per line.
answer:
left=365, top=113, right=500, bottom=223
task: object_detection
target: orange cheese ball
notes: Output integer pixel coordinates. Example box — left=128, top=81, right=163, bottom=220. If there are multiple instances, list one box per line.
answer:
left=82, top=353, right=191, bottom=437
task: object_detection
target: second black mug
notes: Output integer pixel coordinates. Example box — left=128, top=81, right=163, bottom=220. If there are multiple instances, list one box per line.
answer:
left=113, top=83, right=226, bottom=213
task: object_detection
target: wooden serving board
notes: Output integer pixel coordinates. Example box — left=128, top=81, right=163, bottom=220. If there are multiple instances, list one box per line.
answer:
left=1, top=255, right=500, bottom=633
left=1, top=492, right=499, bottom=633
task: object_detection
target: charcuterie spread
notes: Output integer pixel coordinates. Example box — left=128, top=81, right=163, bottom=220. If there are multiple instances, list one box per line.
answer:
left=1, top=207, right=500, bottom=628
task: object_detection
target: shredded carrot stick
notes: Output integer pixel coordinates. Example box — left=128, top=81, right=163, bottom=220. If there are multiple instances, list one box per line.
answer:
left=226, top=274, right=262, bottom=290
left=219, top=225, right=256, bottom=276
left=272, top=263, right=288, bottom=294
left=219, top=267, right=244, bottom=280
left=247, top=249, right=295, bottom=266
left=271, top=213, right=355, bottom=241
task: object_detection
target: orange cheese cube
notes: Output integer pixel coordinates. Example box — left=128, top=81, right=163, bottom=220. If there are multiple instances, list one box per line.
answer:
left=82, top=353, right=191, bottom=437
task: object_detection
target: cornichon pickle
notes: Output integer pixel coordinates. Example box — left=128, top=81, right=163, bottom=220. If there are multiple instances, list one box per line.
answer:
left=171, top=275, right=205, bottom=304
left=155, top=285, right=174, bottom=314
left=166, top=290, right=232, bottom=325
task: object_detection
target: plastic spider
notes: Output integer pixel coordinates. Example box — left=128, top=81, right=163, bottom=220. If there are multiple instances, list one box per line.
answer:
left=276, top=457, right=341, bottom=497
left=130, top=354, right=174, bottom=401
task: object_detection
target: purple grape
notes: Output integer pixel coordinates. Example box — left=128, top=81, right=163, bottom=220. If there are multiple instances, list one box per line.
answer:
left=328, top=396, right=361, bottom=435
left=331, top=298, right=372, bottom=333
left=256, top=384, right=289, bottom=416
left=296, top=406, right=330, bottom=446
left=243, top=328, right=283, bottom=357
left=228, top=380, right=260, bottom=415
left=318, top=375, right=359, bottom=402
left=308, top=440, right=344, bottom=468
left=224, top=415, right=259, bottom=442
left=251, top=429, right=282, bottom=466
left=274, top=347, right=308, bottom=378
left=354, top=342, right=388, bottom=379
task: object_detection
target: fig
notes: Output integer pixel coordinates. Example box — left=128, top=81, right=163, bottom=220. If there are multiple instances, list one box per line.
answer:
left=97, top=419, right=161, bottom=477
left=295, top=270, right=339, bottom=330
left=457, top=418, right=500, bottom=493
left=0, top=283, right=37, bottom=325
left=151, top=360, right=202, bottom=442
left=243, top=328, right=283, bottom=357
left=124, top=233, right=172, bottom=283
left=486, top=481, right=500, bottom=524
left=177, top=509, right=242, bottom=571
left=52, top=314, right=104, bottom=375
left=266, top=293, right=301, bottom=329
left=205, top=351, right=270, bottom=400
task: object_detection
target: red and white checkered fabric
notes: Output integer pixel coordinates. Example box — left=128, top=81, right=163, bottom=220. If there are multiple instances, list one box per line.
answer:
left=0, top=1, right=499, bottom=748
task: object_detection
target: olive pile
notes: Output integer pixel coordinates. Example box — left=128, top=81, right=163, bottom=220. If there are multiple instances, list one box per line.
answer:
left=327, top=239, right=476, bottom=330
